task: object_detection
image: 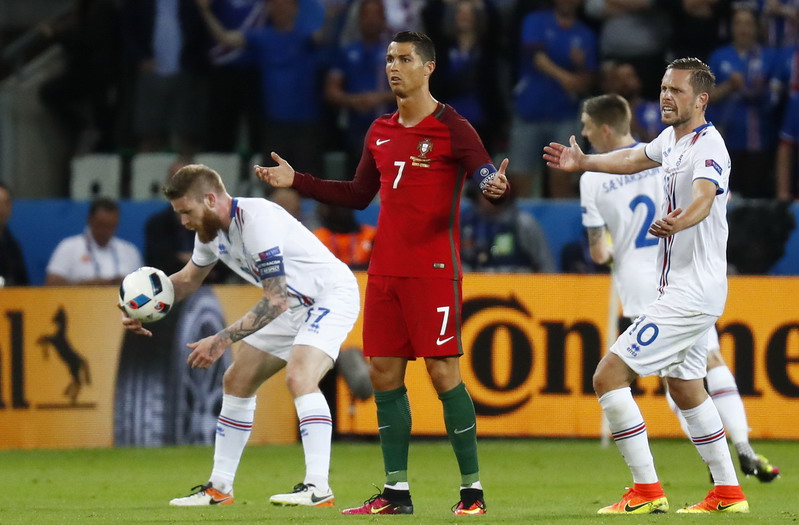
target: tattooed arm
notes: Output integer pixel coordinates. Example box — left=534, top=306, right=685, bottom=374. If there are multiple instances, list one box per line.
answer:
left=587, top=226, right=613, bottom=266
left=185, top=274, right=289, bottom=369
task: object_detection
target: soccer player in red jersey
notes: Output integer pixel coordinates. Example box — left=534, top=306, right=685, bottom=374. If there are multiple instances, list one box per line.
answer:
left=256, top=31, right=509, bottom=516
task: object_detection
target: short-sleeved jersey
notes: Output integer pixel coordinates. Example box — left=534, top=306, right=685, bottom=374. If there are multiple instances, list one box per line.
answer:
left=645, top=123, right=731, bottom=315
left=580, top=143, right=662, bottom=317
left=191, top=198, right=355, bottom=308
left=362, top=104, right=492, bottom=279
left=46, top=229, right=142, bottom=283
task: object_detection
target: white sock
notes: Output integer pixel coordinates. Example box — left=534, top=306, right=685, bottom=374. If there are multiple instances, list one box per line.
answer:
left=682, top=397, right=739, bottom=486
left=210, top=394, right=256, bottom=494
left=296, top=392, right=332, bottom=492
left=461, top=480, right=483, bottom=490
left=599, top=387, right=658, bottom=484
left=706, top=366, right=751, bottom=450
left=665, top=390, right=690, bottom=437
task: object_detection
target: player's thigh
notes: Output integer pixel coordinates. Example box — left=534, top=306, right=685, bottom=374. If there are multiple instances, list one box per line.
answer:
left=609, top=303, right=717, bottom=380
left=399, top=277, right=463, bottom=358
left=225, top=341, right=287, bottom=396
left=363, top=275, right=414, bottom=359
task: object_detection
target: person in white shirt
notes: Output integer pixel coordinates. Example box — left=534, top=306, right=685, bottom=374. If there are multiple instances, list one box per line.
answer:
left=545, top=58, right=748, bottom=514
left=580, top=93, right=779, bottom=489
left=122, top=164, right=360, bottom=508
left=45, top=198, right=142, bottom=286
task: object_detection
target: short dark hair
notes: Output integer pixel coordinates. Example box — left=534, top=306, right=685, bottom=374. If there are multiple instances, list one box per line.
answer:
left=667, top=57, right=716, bottom=96
left=582, top=94, right=631, bottom=135
left=89, top=197, right=119, bottom=217
left=392, top=31, right=435, bottom=63
left=163, top=164, right=226, bottom=201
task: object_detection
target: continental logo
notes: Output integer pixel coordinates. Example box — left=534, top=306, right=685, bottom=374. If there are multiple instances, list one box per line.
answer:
left=456, top=293, right=799, bottom=419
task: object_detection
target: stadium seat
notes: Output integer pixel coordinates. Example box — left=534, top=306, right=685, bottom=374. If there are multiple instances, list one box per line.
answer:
left=195, top=152, right=242, bottom=194
left=70, top=154, right=122, bottom=200
left=130, top=152, right=177, bottom=201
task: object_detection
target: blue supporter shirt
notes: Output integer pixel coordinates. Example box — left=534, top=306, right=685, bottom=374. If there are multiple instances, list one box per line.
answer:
left=330, top=40, right=390, bottom=137
left=245, top=27, right=322, bottom=122
left=780, top=94, right=799, bottom=180
left=707, top=44, right=782, bottom=152
left=210, top=0, right=265, bottom=65
left=514, top=10, right=597, bottom=121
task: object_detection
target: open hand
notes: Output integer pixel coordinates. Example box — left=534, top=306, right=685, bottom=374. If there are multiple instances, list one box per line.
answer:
left=254, top=152, right=295, bottom=188
left=543, top=135, right=584, bottom=172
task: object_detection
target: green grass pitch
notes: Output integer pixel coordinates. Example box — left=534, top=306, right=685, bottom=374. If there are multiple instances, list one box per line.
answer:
left=2, top=439, right=797, bottom=524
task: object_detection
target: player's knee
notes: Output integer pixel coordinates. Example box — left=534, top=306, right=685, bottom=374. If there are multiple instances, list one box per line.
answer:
left=285, top=370, right=315, bottom=397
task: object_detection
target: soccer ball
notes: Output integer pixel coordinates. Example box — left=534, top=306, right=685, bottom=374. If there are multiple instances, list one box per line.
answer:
left=119, top=266, right=174, bottom=323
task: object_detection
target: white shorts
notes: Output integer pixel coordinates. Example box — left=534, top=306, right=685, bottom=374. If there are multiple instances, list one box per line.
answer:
left=610, top=301, right=717, bottom=380
left=242, top=279, right=360, bottom=363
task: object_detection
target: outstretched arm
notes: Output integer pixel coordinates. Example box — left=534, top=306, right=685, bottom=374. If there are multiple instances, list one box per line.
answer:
left=544, top=135, right=658, bottom=174
left=255, top=150, right=381, bottom=209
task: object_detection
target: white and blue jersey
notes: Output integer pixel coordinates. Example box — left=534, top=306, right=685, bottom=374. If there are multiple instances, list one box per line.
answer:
left=645, top=123, right=731, bottom=316
left=580, top=143, right=662, bottom=317
left=192, top=197, right=356, bottom=310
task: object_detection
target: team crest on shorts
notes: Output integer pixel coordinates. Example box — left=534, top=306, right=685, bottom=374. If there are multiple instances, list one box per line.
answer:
left=411, top=138, right=433, bottom=167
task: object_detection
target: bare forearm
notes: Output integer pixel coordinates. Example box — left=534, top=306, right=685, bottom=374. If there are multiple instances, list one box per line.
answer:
left=581, top=148, right=653, bottom=174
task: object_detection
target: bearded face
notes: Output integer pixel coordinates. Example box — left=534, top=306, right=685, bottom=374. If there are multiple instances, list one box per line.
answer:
left=196, top=206, right=223, bottom=243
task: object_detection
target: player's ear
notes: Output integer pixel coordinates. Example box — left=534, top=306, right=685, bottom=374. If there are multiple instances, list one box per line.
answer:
left=204, top=193, right=216, bottom=208
left=696, top=91, right=709, bottom=109
left=425, top=60, right=436, bottom=76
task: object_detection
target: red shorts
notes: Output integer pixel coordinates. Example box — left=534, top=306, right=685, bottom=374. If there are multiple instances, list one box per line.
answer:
left=363, top=275, right=463, bottom=359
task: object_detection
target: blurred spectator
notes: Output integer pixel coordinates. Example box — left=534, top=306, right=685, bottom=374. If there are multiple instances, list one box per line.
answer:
left=205, top=0, right=266, bottom=154
left=508, top=0, right=597, bottom=198
left=600, top=61, right=665, bottom=142
left=667, top=0, right=731, bottom=62
left=313, top=203, right=376, bottom=270
left=121, top=0, right=212, bottom=157
left=460, top=192, right=556, bottom=273
left=0, top=182, right=29, bottom=287
left=144, top=158, right=232, bottom=282
left=45, top=198, right=142, bottom=286
left=760, top=0, right=799, bottom=48
left=196, top=0, right=335, bottom=176
left=339, top=0, right=424, bottom=45
left=708, top=3, right=782, bottom=198
left=427, top=0, right=506, bottom=152
left=776, top=92, right=799, bottom=200
left=584, top=0, right=669, bottom=96
left=37, top=0, right=121, bottom=155
left=324, top=0, right=393, bottom=171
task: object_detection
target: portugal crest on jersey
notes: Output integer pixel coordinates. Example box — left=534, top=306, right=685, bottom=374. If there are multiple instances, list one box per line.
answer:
left=411, top=138, right=433, bottom=167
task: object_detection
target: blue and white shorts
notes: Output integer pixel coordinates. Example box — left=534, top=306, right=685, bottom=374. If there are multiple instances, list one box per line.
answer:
left=610, top=301, right=716, bottom=380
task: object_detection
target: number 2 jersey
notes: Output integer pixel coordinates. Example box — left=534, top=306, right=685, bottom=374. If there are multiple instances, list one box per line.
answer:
left=292, top=103, right=493, bottom=280
left=580, top=143, right=663, bottom=317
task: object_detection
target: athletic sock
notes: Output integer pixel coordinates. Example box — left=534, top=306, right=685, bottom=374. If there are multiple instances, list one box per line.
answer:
left=598, top=387, right=658, bottom=484
left=210, top=394, right=256, bottom=494
left=374, top=386, right=412, bottom=485
left=439, top=382, right=480, bottom=486
left=706, top=365, right=751, bottom=452
left=295, top=392, right=332, bottom=492
left=682, top=397, right=739, bottom=486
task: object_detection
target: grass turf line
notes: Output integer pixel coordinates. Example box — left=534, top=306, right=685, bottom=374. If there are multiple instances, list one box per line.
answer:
left=1, top=439, right=796, bottom=524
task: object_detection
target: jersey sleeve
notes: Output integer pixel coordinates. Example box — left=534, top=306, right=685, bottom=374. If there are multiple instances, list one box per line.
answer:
left=191, top=236, right=219, bottom=268
left=448, top=112, right=492, bottom=174
left=240, top=208, right=287, bottom=282
left=644, top=131, right=665, bottom=164
left=579, top=173, right=605, bottom=228
left=691, top=139, right=729, bottom=193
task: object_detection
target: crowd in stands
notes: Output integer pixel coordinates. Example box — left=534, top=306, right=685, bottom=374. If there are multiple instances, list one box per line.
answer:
left=26, top=0, right=799, bottom=201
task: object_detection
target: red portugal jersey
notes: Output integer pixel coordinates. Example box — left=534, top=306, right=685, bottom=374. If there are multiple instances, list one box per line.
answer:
left=292, top=103, right=492, bottom=279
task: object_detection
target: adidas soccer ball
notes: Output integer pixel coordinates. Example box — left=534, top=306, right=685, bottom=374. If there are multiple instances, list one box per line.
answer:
left=119, top=266, right=174, bottom=323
